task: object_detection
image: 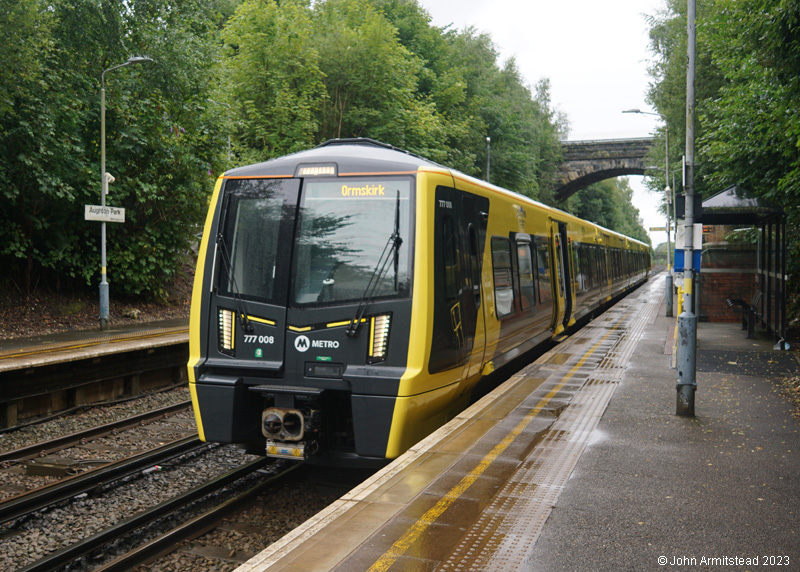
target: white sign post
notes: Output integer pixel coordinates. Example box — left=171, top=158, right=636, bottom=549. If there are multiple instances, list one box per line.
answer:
left=85, top=205, right=126, bottom=223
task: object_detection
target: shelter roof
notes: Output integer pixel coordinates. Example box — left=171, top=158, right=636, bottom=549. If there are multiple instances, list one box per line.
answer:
left=701, top=185, right=783, bottom=225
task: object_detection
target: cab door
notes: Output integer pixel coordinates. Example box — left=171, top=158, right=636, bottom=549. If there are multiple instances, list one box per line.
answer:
left=206, top=178, right=300, bottom=372
left=429, top=186, right=488, bottom=377
left=460, top=194, right=488, bottom=381
left=550, top=220, right=572, bottom=335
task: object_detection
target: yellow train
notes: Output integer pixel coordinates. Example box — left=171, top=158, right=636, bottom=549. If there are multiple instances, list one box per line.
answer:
left=187, top=139, right=649, bottom=465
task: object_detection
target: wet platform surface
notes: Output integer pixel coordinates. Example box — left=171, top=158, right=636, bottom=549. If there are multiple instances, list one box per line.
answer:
left=234, top=275, right=800, bottom=572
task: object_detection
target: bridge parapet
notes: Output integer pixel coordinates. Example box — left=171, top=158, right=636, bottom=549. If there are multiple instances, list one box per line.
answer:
left=557, top=137, right=655, bottom=200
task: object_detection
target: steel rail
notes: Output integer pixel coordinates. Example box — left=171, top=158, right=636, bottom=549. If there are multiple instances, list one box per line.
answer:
left=0, top=436, right=203, bottom=523
left=0, top=400, right=191, bottom=464
left=16, top=456, right=272, bottom=572
left=94, top=461, right=300, bottom=572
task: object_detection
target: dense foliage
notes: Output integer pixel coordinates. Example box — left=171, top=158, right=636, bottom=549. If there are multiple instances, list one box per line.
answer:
left=1, top=0, right=646, bottom=300
left=0, top=0, right=233, bottom=298
left=568, top=178, right=650, bottom=245
left=645, top=0, right=799, bottom=309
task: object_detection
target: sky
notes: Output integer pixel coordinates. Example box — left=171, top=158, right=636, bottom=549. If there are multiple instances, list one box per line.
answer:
left=418, top=0, right=670, bottom=246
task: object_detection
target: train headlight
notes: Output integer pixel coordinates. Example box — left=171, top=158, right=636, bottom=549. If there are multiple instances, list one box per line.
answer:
left=218, top=308, right=235, bottom=355
left=368, top=314, right=391, bottom=363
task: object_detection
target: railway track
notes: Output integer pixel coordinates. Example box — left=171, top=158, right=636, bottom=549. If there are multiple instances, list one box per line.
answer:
left=0, top=401, right=192, bottom=465
left=0, top=372, right=359, bottom=571
left=14, top=456, right=288, bottom=572
left=91, top=461, right=301, bottom=572
left=0, top=436, right=204, bottom=524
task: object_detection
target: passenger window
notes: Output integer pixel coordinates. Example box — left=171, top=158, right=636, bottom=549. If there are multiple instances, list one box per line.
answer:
left=516, top=242, right=536, bottom=310
left=491, top=237, right=515, bottom=318
left=535, top=240, right=553, bottom=305
left=572, top=244, right=584, bottom=292
left=442, top=215, right=459, bottom=301
left=584, top=244, right=594, bottom=289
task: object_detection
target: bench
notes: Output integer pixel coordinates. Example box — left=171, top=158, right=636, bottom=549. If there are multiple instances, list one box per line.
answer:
left=726, top=290, right=762, bottom=339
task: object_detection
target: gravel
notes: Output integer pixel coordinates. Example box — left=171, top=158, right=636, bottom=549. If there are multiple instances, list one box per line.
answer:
left=151, top=477, right=346, bottom=572
left=0, top=442, right=258, bottom=571
left=0, top=386, right=191, bottom=454
left=0, top=387, right=357, bottom=572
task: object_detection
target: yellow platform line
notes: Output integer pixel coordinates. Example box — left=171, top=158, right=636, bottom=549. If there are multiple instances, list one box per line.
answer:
left=367, top=311, right=630, bottom=572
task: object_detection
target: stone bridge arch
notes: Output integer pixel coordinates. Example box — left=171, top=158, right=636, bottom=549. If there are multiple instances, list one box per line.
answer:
left=556, top=138, right=655, bottom=200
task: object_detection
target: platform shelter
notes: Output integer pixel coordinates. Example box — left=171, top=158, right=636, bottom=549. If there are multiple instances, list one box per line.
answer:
left=695, top=185, right=787, bottom=347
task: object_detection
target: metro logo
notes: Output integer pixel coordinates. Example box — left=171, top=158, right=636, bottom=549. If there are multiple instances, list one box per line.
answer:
left=294, top=335, right=340, bottom=352
left=312, top=340, right=339, bottom=349
left=295, top=335, right=310, bottom=352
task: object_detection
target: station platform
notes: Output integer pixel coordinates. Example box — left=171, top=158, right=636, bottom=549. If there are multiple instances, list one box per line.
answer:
left=235, top=274, right=800, bottom=572
left=0, top=318, right=188, bottom=372
left=0, top=318, right=189, bottom=428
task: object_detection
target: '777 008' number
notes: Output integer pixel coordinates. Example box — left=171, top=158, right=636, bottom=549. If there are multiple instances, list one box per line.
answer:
left=244, top=335, right=274, bottom=344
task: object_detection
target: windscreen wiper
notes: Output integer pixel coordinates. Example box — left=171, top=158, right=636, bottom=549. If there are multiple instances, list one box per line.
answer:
left=216, top=233, right=254, bottom=334
left=346, top=192, right=403, bottom=337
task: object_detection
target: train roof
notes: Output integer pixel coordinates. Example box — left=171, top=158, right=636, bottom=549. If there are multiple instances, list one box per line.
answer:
left=223, top=138, right=443, bottom=179
left=223, top=139, right=650, bottom=250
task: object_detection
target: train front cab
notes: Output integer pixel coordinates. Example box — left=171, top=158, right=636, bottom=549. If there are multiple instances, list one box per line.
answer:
left=188, top=165, right=423, bottom=466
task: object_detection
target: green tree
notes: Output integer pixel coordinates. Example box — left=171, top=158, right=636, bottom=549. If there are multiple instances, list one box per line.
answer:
left=0, top=0, right=572, bottom=302
left=313, top=0, right=445, bottom=155
left=220, top=0, right=325, bottom=164
left=0, top=0, right=52, bottom=118
left=569, top=178, right=651, bottom=246
left=0, top=0, right=92, bottom=294
left=645, top=0, right=724, bottom=198
left=699, top=0, right=800, bottom=208
left=0, top=0, right=230, bottom=298
left=646, top=0, right=800, bottom=315
left=104, top=0, right=232, bottom=297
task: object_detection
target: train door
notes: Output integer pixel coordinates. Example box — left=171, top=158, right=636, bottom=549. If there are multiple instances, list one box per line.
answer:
left=550, top=221, right=573, bottom=334
left=461, top=194, right=488, bottom=380
left=429, top=186, right=489, bottom=377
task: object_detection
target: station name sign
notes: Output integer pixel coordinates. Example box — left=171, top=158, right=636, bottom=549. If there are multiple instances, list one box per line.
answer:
left=85, top=205, right=125, bottom=223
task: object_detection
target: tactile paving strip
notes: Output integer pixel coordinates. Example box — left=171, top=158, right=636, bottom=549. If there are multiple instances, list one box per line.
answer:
left=437, top=281, right=663, bottom=572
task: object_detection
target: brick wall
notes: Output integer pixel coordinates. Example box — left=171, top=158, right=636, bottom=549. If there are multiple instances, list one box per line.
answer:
left=699, top=229, right=758, bottom=323
left=701, top=271, right=759, bottom=322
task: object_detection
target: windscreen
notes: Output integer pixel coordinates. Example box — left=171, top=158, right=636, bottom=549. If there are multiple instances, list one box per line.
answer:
left=291, top=178, right=413, bottom=306
left=217, top=178, right=299, bottom=304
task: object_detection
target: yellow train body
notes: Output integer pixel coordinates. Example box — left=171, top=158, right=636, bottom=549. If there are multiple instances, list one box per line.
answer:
left=188, top=140, right=649, bottom=465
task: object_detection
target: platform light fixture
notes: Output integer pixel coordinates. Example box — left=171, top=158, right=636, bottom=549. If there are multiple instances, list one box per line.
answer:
left=622, top=107, right=673, bottom=318
left=486, top=137, right=491, bottom=183
left=99, top=56, right=153, bottom=330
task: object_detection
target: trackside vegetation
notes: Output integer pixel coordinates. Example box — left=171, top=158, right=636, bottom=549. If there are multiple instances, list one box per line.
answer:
left=644, top=0, right=800, bottom=322
left=1, top=0, right=649, bottom=300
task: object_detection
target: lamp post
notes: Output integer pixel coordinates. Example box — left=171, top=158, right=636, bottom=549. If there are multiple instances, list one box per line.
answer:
left=677, top=0, right=698, bottom=417
left=486, top=136, right=491, bottom=183
left=623, top=108, right=673, bottom=317
left=99, top=56, right=153, bottom=331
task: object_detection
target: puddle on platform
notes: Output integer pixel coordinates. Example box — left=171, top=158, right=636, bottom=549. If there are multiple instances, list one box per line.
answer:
left=586, top=428, right=608, bottom=447
left=546, top=353, right=572, bottom=365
